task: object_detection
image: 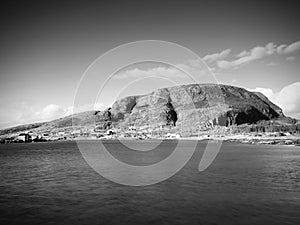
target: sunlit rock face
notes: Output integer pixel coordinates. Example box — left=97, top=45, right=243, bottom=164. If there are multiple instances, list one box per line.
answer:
left=106, top=84, right=284, bottom=133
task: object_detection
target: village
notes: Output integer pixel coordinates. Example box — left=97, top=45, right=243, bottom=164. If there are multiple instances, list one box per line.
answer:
left=1, top=120, right=299, bottom=146
left=0, top=118, right=222, bottom=143
left=0, top=123, right=183, bottom=144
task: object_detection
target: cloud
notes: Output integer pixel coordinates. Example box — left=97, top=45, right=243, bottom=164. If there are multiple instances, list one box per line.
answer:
left=37, top=104, right=66, bottom=120
left=216, top=60, right=233, bottom=70
left=277, top=41, right=300, bottom=55
left=202, top=49, right=231, bottom=63
left=114, top=67, right=187, bottom=79
left=286, top=56, right=295, bottom=61
left=48, top=103, right=106, bottom=118
left=236, top=50, right=248, bottom=58
left=17, top=104, right=73, bottom=124
left=113, top=59, right=211, bottom=80
left=249, top=82, right=300, bottom=119
left=113, top=41, right=300, bottom=77
left=217, top=42, right=277, bottom=69
left=0, top=102, right=106, bottom=129
left=217, top=41, right=300, bottom=69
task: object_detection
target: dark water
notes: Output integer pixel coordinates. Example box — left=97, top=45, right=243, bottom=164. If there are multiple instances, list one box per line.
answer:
left=0, top=140, right=299, bottom=225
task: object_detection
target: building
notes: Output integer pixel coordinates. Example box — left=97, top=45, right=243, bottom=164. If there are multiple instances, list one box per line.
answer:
left=16, top=133, right=31, bottom=142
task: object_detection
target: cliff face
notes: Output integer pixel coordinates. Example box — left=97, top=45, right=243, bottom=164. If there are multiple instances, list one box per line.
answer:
left=102, top=84, right=284, bottom=131
left=252, top=91, right=284, bottom=117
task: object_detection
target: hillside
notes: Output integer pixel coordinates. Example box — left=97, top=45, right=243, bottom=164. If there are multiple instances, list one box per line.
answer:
left=105, top=84, right=284, bottom=134
left=0, top=84, right=287, bottom=136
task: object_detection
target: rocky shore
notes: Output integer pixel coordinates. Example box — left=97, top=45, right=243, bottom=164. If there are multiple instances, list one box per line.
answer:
left=215, top=134, right=300, bottom=146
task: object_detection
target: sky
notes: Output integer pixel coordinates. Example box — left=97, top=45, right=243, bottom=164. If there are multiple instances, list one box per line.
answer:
left=0, top=0, right=299, bottom=129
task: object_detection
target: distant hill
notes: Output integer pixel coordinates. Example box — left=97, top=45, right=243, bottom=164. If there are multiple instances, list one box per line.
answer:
left=0, top=111, right=97, bottom=136
left=0, top=84, right=288, bottom=136
left=0, top=122, right=47, bottom=136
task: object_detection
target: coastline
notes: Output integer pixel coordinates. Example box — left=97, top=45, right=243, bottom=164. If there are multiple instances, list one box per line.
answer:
left=56, top=134, right=300, bottom=147
left=1, top=130, right=300, bottom=146
left=179, top=134, right=300, bottom=146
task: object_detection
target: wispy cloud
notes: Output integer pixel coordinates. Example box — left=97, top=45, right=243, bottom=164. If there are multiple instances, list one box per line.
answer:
left=277, top=41, right=300, bottom=55
left=217, top=42, right=276, bottom=69
left=112, top=40, right=300, bottom=79
left=216, top=41, right=300, bottom=70
left=202, top=49, right=231, bottom=63
left=114, top=67, right=187, bottom=79
left=112, top=48, right=233, bottom=80
left=113, top=59, right=211, bottom=80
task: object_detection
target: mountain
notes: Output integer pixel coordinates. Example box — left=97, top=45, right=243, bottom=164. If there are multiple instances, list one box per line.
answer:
left=104, top=84, right=284, bottom=135
left=0, top=84, right=286, bottom=136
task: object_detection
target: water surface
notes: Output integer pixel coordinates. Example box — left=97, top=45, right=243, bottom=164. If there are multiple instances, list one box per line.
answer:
left=0, top=141, right=299, bottom=225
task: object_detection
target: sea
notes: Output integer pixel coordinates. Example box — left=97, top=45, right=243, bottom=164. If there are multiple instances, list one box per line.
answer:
left=0, top=140, right=299, bottom=225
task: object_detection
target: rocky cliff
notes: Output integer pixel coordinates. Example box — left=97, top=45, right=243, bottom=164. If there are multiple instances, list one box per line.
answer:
left=95, top=84, right=284, bottom=134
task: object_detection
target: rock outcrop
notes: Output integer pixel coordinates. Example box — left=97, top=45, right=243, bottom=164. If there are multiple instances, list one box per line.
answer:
left=105, top=84, right=284, bottom=132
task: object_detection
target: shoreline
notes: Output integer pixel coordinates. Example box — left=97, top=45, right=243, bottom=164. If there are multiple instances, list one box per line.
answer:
left=3, top=135, right=299, bottom=147
left=180, top=134, right=300, bottom=146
